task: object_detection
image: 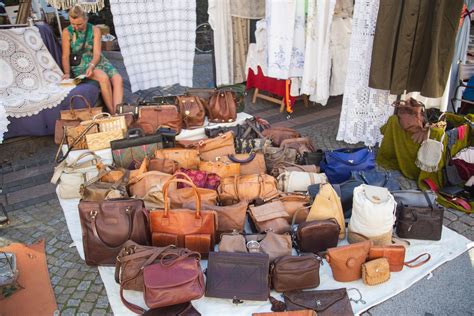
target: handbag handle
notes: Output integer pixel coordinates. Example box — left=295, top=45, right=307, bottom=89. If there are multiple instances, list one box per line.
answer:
left=227, top=152, right=256, bottom=163
left=162, top=178, right=201, bottom=218
left=358, top=171, right=390, bottom=187
left=404, top=253, right=431, bottom=268
left=69, top=95, right=93, bottom=114
left=92, top=112, right=112, bottom=121
left=126, top=128, right=145, bottom=139
left=55, top=122, right=99, bottom=163
left=89, top=205, right=133, bottom=249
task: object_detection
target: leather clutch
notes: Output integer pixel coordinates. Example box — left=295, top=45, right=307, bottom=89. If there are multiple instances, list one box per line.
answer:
left=205, top=252, right=270, bottom=302
left=283, top=288, right=354, bottom=316
left=368, top=245, right=406, bottom=272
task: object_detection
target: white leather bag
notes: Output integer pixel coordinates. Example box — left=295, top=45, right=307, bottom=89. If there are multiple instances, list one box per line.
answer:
left=277, top=171, right=327, bottom=192
left=348, top=184, right=396, bottom=246
left=51, top=151, right=101, bottom=199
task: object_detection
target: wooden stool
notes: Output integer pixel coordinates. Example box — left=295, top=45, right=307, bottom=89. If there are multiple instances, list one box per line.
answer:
left=251, top=88, right=309, bottom=112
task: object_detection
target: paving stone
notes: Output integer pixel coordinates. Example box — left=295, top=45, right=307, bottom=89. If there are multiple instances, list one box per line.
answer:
left=56, top=294, right=70, bottom=304
left=91, top=309, right=107, bottom=316
left=77, top=280, right=91, bottom=291
left=459, top=214, right=474, bottom=226
left=443, top=218, right=452, bottom=226
left=84, top=292, right=99, bottom=302
left=63, top=287, right=75, bottom=295
left=72, top=291, right=87, bottom=300
left=448, top=221, right=469, bottom=234
left=95, top=296, right=109, bottom=309
left=51, top=275, right=61, bottom=286
left=90, top=284, right=104, bottom=294
left=68, top=279, right=80, bottom=287
left=61, top=308, right=77, bottom=316
left=444, top=210, right=459, bottom=222
left=67, top=298, right=81, bottom=307
left=79, top=302, right=94, bottom=313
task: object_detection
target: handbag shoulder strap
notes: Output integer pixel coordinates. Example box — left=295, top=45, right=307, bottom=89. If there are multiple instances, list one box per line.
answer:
left=404, top=253, right=431, bottom=268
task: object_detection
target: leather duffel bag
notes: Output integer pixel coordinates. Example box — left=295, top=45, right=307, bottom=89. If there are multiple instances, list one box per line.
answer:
left=217, top=174, right=279, bottom=205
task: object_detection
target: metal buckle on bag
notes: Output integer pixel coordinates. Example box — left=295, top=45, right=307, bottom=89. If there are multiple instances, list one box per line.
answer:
left=89, top=210, right=98, bottom=218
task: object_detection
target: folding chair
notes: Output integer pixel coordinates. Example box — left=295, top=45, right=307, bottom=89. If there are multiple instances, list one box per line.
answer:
left=451, top=63, right=474, bottom=114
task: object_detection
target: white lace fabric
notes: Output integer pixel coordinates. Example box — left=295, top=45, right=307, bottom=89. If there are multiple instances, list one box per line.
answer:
left=336, top=0, right=396, bottom=146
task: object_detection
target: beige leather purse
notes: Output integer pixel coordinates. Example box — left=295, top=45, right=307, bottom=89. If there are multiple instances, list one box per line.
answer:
left=277, top=171, right=327, bottom=192
left=155, top=148, right=200, bottom=169
left=248, top=200, right=291, bottom=234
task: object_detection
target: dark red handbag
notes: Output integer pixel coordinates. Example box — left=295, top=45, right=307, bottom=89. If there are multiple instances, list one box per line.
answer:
left=175, top=168, right=220, bottom=190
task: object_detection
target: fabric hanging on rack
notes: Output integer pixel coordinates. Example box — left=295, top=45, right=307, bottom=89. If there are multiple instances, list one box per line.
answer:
left=329, top=0, right=353, bottom=96
left=369, top=0, right=464, bottom=98
left=208, top=0, right=233, bottom=86
left=336, top=0, right=396, bottom=146
left=230, top=0, right=265, bottom=19
left=46, top=0, right=104, bottom=13
left=448, top=0, right=474, bottom=111
left=0, top=26, right=73, bottom=142
left=110, top=0, right=195, bottom=92
left=300, top=0, right=336, bottom=105
left=232, top=17, right=250, bottom=84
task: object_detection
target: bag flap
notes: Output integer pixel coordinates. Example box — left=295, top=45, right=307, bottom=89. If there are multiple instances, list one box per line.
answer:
left=326, top=147, right=373, bottom=165
left=198, top=131, right=234, bottom=151
left=249, top=201, right=288, bottom=222
left=143, top=258, right=199, bottom=288
left=364, top=258, right=389, bottom=277
left=284, top=289, right=347, bottom=312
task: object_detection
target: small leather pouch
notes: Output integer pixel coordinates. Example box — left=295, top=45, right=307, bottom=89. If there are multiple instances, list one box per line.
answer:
left=205, top=252, right=270, bottom=302
left=326, top=240, right=372, bottom=282
left=283, top=288, right=355, bottom=315
left=218, top=231, right=248, bottom=253
left=271, top=255, right=321, bottom=292
left=361, top=258, right=390, bottom=286
left=248, top=201, right=291, bottom=234
left=296, top=219, right=340, bottom=253
left=148, top=157, right=179, bottom=174
left=368, top=245, right=406, bottom=272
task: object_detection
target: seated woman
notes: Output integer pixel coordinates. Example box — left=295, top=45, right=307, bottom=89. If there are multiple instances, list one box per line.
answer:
left=61, top=4, right=122, bottom=113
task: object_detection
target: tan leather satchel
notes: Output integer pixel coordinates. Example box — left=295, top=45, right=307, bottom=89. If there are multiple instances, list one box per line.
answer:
left=128, top=171, right=174, bottom=208
left=223, top=152, right=267, bottom=175
left=198, top=160, right=240, bottom=178
left=155, top=148, right=200, bottom=169
left=194, top=131, right=235, bottom=161
left=167, top=172, right=218, bottom=209
left=248, top=201, right=291, bottom=234
left=176, top=96, right=206, bottom=129
left=218, top=174, right=280, bottom=205
left=149, top=178, right=218, bottom=255
left=306, top=183, right=346, bottom=240
left=218, top=231, right=248, bottom=253
left=136, top=105, right=182, bottom=135
left=277, top=193, right=310, bottom=224
left=148, top=157, right=179, bottom=174
left=60, top=95, right=103, bottom=121
left=326, top=240, right=372, bottom=282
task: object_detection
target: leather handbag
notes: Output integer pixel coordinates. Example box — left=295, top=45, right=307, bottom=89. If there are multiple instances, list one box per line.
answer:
left=253, top=311, right=315, bottom=316
left=271, top=162, right=319, bottom=178
left=148, top=157, right=179, bottom=174
left=218, top=231, right=248, bottom=252
left=143, top=303, right=201, bottom=316
left=175, top=168, right=221, bottom=190
left=155, top=148, right=200, bottom=169
left=217, top=174, right=279, bottom=205
left=60, top=95, right=103, bottom=121
left=248, top=201, right=291, bottom=234
left=350, top=169, right=401, bottom=192
left=207, top=90, right=237, bottom=123
left=395, top=190, right=444, bottom=241
left=262, top=127, right=301, bottom=147
left=264, top=147, right=298, bottom=173
left=169, top=186, right=218, bottom=209
left=111, top=128, right=164, bottom=169
left=321, top=147, right=376, bottom=184
left=246, top=232, right=292, bottom=262
left=205, top=251, right=270, bottom=302
left=296, top=219, right=339, bottom=253
left=183, top=200, right=248, bottom=237
left=55, top=119, right=80, bottom=144
left=177, top=96, right=206, bottom=129
left=223, top=152, right=267, bottom=175
left=80, top=174, right=128, bottom=202
left=277, top=171, right=327, bottom=192
left=64, top=122, right=99, bottom=150
left=361, top=258, right=390, bottom=286
left=278, top=193, right=310, bottom=224
left=302, top=150, right=324, bottom=166
left=194, top=131, right=236, bottom=161
left=205, top=117, right=269, bottom=139
left=128, top=171, right=174, bottom=208
left=368, top=245, right=405, bottom=272
left=121, top=249, right=204, bottom=313
left=280, top=137, right=315, bottom=158
left=136, top=105, right=182, bottom=135
left=149, top=178, right=218, bottom=254
left=307, top=183, right=346, bottom=240
left=84, top=123, right=124, bottom=151
left=326, top=240, right=372, bottom=282
left=283, top=288, right=355, bottom=315
left=78, top=198, right=151, bottom=266
left=271, top=255, right=321, bottom=292
left=198, top=160, right=240, bottom=178
left=235, top=138, right=272, bottom=154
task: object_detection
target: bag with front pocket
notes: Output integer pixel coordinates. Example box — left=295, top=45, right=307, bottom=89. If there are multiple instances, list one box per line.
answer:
left=271, top=255, right=321, bottom=292
left=248, top=200, right=291, bottom=234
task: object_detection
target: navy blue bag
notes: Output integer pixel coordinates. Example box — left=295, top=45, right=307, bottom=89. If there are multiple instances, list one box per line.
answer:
left=320, top=147, right=375, bottom=184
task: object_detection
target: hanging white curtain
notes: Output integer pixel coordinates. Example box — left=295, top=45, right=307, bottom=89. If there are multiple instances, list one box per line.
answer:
left=47, top=0, right=104, bottom=13
left=336, top=0, right=396, bottom=146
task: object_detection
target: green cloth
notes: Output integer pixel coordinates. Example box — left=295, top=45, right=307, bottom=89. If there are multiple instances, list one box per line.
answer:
left=377, top=113, right=473, bottom=213
left=67, top=23, right=118, bottom=78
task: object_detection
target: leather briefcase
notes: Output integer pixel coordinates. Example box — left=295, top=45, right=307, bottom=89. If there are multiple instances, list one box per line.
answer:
left=78, top=198, right=151, bottom=266
left=271, top=255, right=321, bottom=292
left=205, top=252, right=270, bottom=302
left=296, top=219, right=340, bottom=253
left=368, top=245, right=406, bottom=272
left=177, top=96, right=206, bottom=129
left=283, top=288, right=354, bottom=315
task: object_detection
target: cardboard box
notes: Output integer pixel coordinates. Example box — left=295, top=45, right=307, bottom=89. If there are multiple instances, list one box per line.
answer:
left=97, top=24, right=110, bottom=36
left=101, top=39, right=119, bottom=51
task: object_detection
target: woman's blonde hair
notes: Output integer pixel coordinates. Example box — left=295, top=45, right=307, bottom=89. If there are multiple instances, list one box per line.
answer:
left=69, top=5, right=87, bottom=19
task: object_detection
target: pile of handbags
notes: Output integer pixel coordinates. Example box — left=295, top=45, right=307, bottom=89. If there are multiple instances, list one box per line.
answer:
left=51, top=112, right=442, bottom=314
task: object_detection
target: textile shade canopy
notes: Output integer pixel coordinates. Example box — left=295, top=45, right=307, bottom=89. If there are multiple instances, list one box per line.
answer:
left=46, top=0, right=105, bottom=13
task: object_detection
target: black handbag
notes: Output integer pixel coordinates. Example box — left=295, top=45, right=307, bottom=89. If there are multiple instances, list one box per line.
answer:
left=70, top=26, right=88, bottom=67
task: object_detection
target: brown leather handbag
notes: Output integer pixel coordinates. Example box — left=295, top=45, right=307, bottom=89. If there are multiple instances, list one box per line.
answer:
left=128, top=171, right=174, bottom=208
left=78, top=198, right=151, bottom=266
left=296, top=219, right=340, bottom=253
left=262, top=127, right=301, bottom=146
left=271, top=255, right=321, bottom=292
left=168, top=172, right=218, bottom=208
left=136, top=105, right=182, bottom=135
left=223, top=152, right=267, bottom=175
left=198, top=160, right=240, bottom=178
left=326, top=240, right=372, bottom=282
left=60, top=95, right=103, bottom=121
left=368, top=245, right=405, bottom=272
left=248, top=201, right=291, bottom=234
left=277, top=193, right=310, bottom=224
left=177, top=96, right=206, bottom=129
left=148, top=157, right=179, bottom=174
left=283, top=288, right=355, bottom=315
left=246, top=231, right=292, bottom=262
left=149, top=178, right=218, bottom=255
left=194, top=131, right=235, bottom=161
left=218, top=231, right=248, bottom=252
left=217, top=174, right=280, bottom=205
left=207, top=91, right=237, bottom=123
left=264, top=147, right=298, bottom=173
left=183, top=200, right=248, bottom=237
left=280, top=137, right=315, bottom=156
left=55, top=119, right=80, bottom=144
left=155, top=148, right=200, bottom=169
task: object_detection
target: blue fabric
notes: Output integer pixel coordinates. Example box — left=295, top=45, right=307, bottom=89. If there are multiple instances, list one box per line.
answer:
left=350, top=169, right=402, bottom=191
left=320, top=147, right=376, bottom=184
left=462, top=75, right=474, bottom=101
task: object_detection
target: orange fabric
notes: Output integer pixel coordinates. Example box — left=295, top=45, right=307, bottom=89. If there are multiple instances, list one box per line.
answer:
left=0, top=240, right=58, bottom=315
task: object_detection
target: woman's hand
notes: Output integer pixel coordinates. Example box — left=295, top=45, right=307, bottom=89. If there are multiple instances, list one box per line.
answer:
left=62, top=73, right=70, bottom=80
left=85, top=64, right=94, bottom=78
